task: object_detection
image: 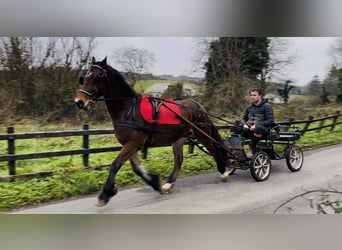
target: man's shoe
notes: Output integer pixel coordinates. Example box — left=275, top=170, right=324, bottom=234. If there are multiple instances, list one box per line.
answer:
left=246, top=148, right=253, bottom=158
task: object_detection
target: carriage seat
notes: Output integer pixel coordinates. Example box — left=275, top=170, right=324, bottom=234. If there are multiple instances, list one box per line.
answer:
left=266, top=124, right=301, bottom=141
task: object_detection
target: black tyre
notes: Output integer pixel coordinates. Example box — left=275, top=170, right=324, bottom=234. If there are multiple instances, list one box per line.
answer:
left=286, top=145, right=304, bottom=172
left=250, top=151, right=271, bottom=182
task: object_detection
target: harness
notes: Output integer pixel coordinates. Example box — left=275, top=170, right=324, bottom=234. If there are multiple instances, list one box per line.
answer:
left=142, top=98, right=162, bottom=158
left=113, top=97, right=166, bottom=159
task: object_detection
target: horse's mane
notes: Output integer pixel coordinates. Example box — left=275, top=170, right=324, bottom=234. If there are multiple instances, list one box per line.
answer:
left=104, top=64, right=138, bottom=98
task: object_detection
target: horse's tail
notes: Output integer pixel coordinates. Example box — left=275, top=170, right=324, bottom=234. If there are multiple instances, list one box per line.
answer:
left=189, top=99, right=228, bottom=174
left=210, top=123, right=228, bottom=174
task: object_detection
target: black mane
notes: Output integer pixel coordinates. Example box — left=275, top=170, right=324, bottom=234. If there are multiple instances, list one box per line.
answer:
left=104, top=64, right=138, bottom=98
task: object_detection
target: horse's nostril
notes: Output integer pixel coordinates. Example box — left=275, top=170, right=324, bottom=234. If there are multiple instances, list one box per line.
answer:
left=75, top=100, right=85, bottom=109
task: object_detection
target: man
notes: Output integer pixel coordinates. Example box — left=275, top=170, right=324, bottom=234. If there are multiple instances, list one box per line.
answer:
left=231, top=88, right=274, bottom=158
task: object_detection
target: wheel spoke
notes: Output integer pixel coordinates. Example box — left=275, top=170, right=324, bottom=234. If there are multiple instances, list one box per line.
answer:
left=250, top=152, right=271, bottom=181
left=255, top=155, right=269, bottom=178
left=286, top=146, right=303, bottom=171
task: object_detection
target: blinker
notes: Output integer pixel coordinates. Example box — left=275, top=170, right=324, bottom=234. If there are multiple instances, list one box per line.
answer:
left=79, top=76, right=84, bottom=85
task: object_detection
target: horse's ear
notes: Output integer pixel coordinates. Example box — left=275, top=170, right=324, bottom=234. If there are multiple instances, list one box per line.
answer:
left=92, top=57, right=96, bottom=64
left=101, top=57, right=107, bottom=66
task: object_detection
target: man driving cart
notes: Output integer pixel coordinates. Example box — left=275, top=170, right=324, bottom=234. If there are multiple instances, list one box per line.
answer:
left=230, top=88, right=274, bottom=158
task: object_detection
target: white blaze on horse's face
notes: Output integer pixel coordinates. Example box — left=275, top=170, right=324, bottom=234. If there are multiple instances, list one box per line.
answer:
left=74, top=68, right=101, bottom=110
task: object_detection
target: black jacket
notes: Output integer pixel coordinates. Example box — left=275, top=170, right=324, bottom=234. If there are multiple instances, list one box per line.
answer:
left=241, top=99, right=274, bottom=128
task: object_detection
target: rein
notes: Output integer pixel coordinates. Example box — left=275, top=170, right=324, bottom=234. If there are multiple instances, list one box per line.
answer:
left=78, top=90, right=134, bottom=102
left=161, top=102, right=220, bottom=145
left=80, top=92, right=239, bottom=127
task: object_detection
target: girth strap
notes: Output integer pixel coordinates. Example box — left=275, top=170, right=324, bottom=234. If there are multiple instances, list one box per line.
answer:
left=113, top=120, right=150, bottom=132
left=113, top=120, right=153, bottom=159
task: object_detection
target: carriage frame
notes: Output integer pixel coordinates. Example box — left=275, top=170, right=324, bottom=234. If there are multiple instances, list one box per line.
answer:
left=223, top=124, right=304, bottom=181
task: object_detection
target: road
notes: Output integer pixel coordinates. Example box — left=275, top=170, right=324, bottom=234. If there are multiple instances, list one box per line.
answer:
left=9, top=144, right=342, bottom=214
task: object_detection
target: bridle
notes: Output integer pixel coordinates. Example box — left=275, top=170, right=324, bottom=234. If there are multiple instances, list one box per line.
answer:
left=78, top=64, right=107, bottom=103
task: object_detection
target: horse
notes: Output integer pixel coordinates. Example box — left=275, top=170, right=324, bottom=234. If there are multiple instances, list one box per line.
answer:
left=74, top=57, right=230, bottom=207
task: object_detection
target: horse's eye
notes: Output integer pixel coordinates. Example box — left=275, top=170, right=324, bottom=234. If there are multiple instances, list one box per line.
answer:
left=79, top=77, right=84, bottom=85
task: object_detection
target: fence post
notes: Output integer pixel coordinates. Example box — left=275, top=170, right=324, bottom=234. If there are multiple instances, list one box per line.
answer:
left=82, top=124, right=89, bottom=167
left=319, top=114, right=328, bottom=132
left=188, top=140, right=194, bottom=154
left=7, top=126, right=15, bottom=175
left=301, top=116, right=314, bottom=135
left=330, top=111, right=341, bottom=132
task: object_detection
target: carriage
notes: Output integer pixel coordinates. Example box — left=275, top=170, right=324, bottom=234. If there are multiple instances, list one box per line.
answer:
left=223, top=124, right=304, bottom=182
left=74, top=57, right=304, bottom=206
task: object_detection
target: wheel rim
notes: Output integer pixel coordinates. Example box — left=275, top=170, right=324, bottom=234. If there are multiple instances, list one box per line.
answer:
left=288, top=147, right=303, bottom=169
left=254, top=153, right=271, bottom=179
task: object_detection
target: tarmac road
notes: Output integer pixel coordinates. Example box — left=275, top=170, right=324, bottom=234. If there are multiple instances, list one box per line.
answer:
left=9, top=144, right=342, bottom=214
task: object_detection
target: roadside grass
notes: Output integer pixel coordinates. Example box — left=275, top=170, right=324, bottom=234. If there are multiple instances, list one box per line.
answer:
left=0, top=119, right=341, bottom=211
left=0, top=122, right=216, bottom=211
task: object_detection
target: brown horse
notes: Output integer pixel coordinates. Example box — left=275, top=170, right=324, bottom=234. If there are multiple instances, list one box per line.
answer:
left=74, top=57, right=230, bottom=206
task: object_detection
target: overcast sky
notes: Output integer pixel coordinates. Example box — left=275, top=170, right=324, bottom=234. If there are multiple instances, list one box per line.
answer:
left=93, top=37, right=339, bottom=86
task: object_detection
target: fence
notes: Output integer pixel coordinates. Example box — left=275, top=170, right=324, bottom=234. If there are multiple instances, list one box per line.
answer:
left=0, top=111, right=341, bottom=179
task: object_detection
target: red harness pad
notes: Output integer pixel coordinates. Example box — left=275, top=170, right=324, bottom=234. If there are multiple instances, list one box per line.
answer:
left=140, top=96, right=181, bottom=124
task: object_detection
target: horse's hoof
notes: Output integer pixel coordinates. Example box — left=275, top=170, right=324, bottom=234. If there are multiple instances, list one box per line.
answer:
left=95, top=199, right=108, bottom=207
left=220, top=169, right=230, bottom=182
left=162, top=183, right=174, bottom=194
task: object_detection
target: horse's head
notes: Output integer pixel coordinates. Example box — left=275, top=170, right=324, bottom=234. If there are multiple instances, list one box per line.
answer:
left=74, top=57, right=108, bottom=110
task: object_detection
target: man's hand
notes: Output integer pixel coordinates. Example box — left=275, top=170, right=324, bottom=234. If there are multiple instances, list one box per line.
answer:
left=243, top=124, right=249, bottom=130
left=243, top=124, right=256, bottom=131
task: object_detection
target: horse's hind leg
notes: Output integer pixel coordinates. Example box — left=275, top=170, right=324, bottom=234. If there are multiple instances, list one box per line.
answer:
left=194, top=127, right=230, bottom=182
left=130, top=152, right=162, bottom=193
left=162, top=138, right=185, bottom=193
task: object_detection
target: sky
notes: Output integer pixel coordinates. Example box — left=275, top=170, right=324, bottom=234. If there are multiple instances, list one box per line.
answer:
left=93, top=37, right=339, bottom=86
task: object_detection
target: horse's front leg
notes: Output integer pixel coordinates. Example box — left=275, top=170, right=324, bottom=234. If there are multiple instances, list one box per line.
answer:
left=96, top=143, right=139, bottom=207
left=162, top=138, right=185, bottom=194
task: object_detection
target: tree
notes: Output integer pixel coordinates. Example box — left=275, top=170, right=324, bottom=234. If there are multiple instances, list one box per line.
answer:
left=327, top=38, right=342, bottom=103
left=0, top=37, right=97, bottom=120
left=277, top=80, right=294, bottom=104
left=265, top=38, right=297, bottom=84
left=202, top=37, right=270, bottom=114
left=112, top=46, right=155, bottom=87
left=320, top=86, right=330, bottom=104
left=161, top=82, right=184, bottom=99
left=336, top=70, right=342, bottom=103
left=0, top=37, right=39, bottom=113
left=304, top=75, right=321, bottom=96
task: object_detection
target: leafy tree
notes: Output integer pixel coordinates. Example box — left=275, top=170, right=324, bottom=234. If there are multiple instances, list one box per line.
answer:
left=161, top=82, right=184, bottom=99
left=304, top=75, right=321, bottom=96
left=320, top=86, right=330, bottom=104
left=0, top=37, right=96, bottom=120
left=335, top=68, right=342, bottom=103
left=277, top=80, right=294, bottom=104
left=327, top=38, right=342, bottom=103
left=202, top=37, right=270, bottom=113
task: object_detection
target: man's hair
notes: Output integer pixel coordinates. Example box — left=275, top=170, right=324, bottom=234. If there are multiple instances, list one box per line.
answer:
left=250, top=88, right=263, bottom=96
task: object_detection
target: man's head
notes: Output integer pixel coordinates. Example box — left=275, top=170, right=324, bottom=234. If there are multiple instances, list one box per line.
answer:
left=249, top=88, right=263, bottom=105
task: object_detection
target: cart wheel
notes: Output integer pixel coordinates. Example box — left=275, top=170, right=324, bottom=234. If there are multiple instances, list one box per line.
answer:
left=286, top=145, right=303, bottom=172
left=250, top=151, right=271, bottom=182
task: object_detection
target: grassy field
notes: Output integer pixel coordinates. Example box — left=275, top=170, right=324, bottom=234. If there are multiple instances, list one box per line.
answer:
left=134, top=79, right=201, bottom=95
